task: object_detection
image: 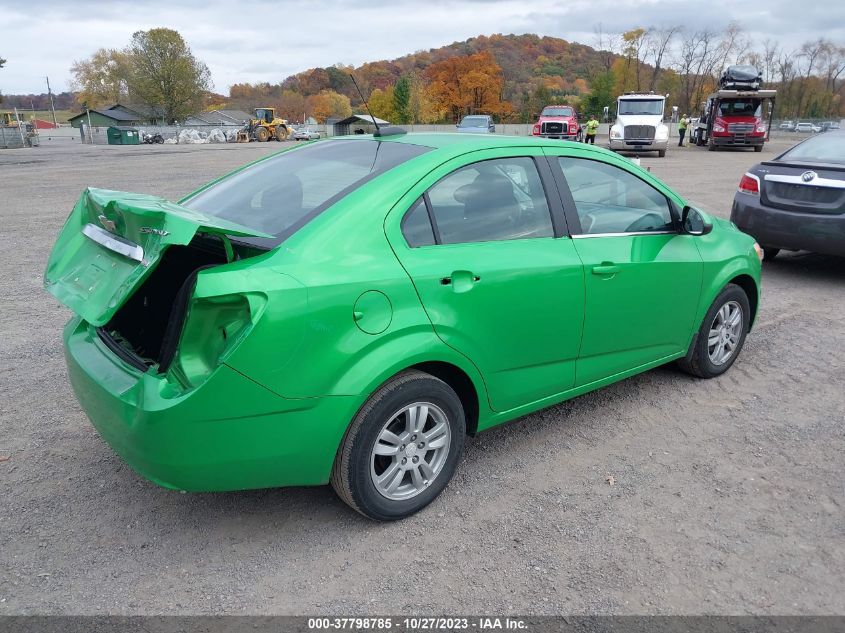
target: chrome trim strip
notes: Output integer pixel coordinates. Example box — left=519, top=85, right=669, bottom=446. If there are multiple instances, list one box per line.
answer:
left=763, top=174, right=845, bottom=189
left=572, top=230, right=677, bottom=238
left=81, top=223, right=145, bottom=262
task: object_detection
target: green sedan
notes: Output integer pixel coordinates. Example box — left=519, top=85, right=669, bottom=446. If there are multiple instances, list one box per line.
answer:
left=45, top=132, right=763, bottom=520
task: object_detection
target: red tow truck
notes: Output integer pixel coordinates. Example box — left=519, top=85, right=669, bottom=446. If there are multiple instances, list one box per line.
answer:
left=532, top=105, right=582, bottom=141
left=691, top=89, right=776, bottom=152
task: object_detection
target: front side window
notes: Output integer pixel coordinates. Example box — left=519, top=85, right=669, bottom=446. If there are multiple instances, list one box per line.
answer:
left=419, top=157, right=554, bottom=245
left=558, top=157, right=674, bottom=235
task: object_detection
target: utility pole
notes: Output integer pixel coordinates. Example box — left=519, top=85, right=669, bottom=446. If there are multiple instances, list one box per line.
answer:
left=46, top=76, right=58, bottom=128
left=85, top=107, right=93, bottom=144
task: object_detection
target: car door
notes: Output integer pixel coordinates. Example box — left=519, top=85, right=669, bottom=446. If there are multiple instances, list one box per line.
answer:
left=544, top=150, right=703, bottom=386
left=385, top=149, right=585, bottom=413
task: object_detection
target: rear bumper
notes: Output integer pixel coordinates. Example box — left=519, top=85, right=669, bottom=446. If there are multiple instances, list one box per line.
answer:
left=64, top=318, right=357, bottom=491
left=730, top=194, right=845, bottom=257
left=609, top=139, right=668, bottom=152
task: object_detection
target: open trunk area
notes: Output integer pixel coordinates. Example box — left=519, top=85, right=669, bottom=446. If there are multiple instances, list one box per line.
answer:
left=97, top=235, right=234, bottom=372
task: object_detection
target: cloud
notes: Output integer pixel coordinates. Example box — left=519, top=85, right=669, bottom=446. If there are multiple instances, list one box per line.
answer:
left=1, top=0, right=841, bottom=95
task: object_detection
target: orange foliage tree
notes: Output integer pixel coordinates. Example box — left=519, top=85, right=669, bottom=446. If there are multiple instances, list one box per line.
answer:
left=425, top=51, right=512, bottom=121
left=307, top=90, right=352, bottom=123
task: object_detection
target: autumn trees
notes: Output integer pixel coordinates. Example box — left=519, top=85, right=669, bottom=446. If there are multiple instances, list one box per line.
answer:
left=70, top=28, right=211, bottom=122
left=425, top=51, right=511, bottom=121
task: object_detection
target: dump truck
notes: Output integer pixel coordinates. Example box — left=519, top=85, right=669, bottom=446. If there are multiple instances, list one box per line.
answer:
left=242, top=107, right=292, bottom=142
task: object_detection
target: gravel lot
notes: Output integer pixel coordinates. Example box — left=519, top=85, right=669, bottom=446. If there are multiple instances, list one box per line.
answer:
left=1, top=137, right=843, bottom=615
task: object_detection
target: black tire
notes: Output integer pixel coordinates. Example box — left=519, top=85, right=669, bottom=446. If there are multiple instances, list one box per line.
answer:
left=331, top=370, right=465, bottom=521
left=707, top=136, right=716, bottom=151
left=658, top=149, right=666, bottom=157
left=254, top=126, right=270, bottom=142
left=678, top=283, right=751, bottom=379
left=753, top=145, right=763, bottom=152
left=761, top=246, right=780, bottom=261
left=275, top=126, right=288, bottom=141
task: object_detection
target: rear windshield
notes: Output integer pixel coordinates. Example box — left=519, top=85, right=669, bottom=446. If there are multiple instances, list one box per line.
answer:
left=182, top=139, right=431, bottom=246
left=542, top=107, right=574, bottom=117
left=778, top=134, right=845, bottom=165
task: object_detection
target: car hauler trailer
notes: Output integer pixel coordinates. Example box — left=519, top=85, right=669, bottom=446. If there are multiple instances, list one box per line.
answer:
left=692, top=89, right=776, bottom=152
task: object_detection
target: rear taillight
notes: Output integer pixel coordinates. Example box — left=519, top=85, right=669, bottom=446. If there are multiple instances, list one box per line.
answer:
left=738, top=173, right=760, bottom=195
left=533, top=124, right=540, bottom=135
left=167, top=292, right=265, bottom=390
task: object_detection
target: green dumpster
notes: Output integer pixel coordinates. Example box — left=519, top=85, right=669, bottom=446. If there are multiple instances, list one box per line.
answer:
left=107, top=126, right=140, bottom=145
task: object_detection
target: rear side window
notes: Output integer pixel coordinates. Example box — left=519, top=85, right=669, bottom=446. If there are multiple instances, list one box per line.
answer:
left=183, top=140, right=431, bottom=247
left=558, top=157, right=674, bottom=235
left=414, top=157, right=553, bottom=245
left=401, top=198, right=436, bottom=247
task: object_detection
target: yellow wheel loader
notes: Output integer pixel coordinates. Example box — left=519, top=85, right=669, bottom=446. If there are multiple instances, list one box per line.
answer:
left=244, top=107, right=291, bottom=142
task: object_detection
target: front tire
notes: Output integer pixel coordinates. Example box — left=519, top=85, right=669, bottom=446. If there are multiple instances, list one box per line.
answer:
left=658, top=149, right=666, bottom=157
left=678, top=284, right=750, bottom=378
left=331, top=370, right=465, bottom=521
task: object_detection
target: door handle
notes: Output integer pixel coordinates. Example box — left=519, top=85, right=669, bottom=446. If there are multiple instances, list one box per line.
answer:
left=441, top=270, right=480, bottom=293
left=592, top=264, right=621, bottom=276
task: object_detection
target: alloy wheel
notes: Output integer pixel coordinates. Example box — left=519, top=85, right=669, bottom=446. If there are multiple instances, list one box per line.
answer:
left=708, top=300, right=743, bottom=366
left=370, top=402, right=452, bottom=501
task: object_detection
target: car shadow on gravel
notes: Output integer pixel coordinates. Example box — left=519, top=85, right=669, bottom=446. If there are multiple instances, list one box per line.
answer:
left=763, top=251, right=845, bottom=283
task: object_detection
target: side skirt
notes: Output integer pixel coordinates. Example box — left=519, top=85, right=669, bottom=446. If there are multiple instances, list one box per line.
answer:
left=476, top=351, right=687, bottom=433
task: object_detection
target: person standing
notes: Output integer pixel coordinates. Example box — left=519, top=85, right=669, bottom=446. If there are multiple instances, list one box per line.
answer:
left=584, top=114, right=599, bottom=144
left=678, top=114, right=689, bottom=147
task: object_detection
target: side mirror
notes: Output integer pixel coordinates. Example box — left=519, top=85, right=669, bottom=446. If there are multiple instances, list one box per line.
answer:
left=682, top=205, right=713, bottom=236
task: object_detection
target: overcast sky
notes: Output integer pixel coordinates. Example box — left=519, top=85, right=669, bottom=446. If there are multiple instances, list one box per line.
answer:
left=1, top=0, right=842, bottom=95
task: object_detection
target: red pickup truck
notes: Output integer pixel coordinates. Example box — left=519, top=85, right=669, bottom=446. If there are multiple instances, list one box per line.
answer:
left=532, top=105, right=582, bottom=141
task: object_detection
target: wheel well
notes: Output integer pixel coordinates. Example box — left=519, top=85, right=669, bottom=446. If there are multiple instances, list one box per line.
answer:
left=413, top=361, right=480, bottom=435
left=729, top=274, right=759, bottom=327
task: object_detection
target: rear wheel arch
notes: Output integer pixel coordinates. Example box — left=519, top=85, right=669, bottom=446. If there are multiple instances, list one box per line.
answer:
left=411, top=361, right=480, bottom=435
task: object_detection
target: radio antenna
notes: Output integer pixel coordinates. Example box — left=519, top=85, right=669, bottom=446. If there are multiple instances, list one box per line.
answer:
left=349, top=74, right=380, bottom=133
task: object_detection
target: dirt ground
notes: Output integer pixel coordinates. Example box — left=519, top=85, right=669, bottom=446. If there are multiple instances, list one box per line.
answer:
left=0, top=137, right=843, bottom=616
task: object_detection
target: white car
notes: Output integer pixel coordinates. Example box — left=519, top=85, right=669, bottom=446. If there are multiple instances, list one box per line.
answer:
left=794, top=122, right=821, bottom=133
left=293, top=127, right=321, bottom=141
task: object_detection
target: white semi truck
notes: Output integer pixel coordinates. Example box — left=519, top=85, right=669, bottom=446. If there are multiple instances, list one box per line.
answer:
left=608, top=92, right=669, bottom=158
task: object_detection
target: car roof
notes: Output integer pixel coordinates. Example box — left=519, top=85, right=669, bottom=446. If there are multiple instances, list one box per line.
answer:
left=329, top=132, right=587, bottom=151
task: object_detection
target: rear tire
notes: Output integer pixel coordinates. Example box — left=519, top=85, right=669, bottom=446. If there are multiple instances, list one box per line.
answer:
left=678, top=284, right=750, bottom=379
left=331, top=370, right=465, bottom=521
left=761, top=246, right=780, bottom=261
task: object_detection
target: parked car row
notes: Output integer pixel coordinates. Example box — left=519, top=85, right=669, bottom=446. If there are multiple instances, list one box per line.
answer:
left=778, top=120, right=840, bottom=133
